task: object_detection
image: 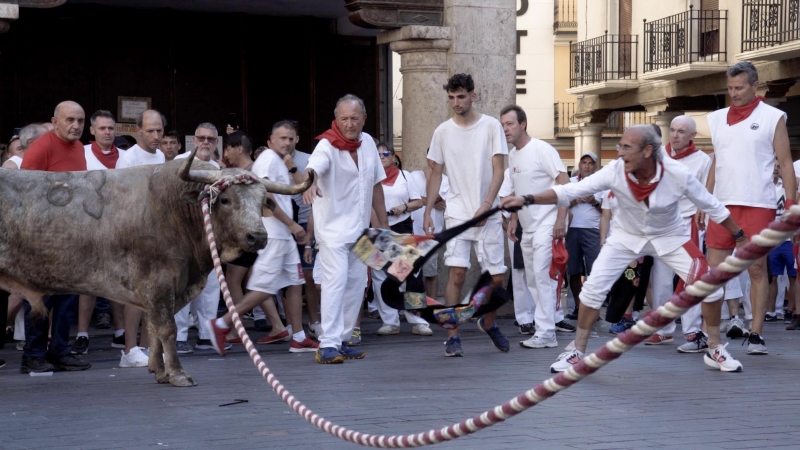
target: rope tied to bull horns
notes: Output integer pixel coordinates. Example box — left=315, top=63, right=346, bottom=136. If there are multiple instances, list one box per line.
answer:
left=201, top=174, right=259, bottom=205
left=201, top=176, right=800, bottom=447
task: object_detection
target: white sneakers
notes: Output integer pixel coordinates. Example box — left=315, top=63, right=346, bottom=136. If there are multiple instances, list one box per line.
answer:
left=119, top=346, right=149, bottom=368
left=377, top=324, right=400, bottom=335
left=703, top=343, right=743, bottom=372
left=550, top=349, right=584, bottom=373
left=412, top=324, right=433, bottom=336
left=520, top=335, right=558, bottom=349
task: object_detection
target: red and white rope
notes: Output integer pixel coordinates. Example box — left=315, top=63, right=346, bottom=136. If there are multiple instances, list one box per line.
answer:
left=203, top=177, right=800, bottom=448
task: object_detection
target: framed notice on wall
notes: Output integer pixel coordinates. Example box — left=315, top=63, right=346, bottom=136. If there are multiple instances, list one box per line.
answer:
left=117, top=96, right=151, bottom=123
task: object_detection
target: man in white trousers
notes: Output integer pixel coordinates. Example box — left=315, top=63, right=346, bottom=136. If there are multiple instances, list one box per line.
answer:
left=502, top=125, right=747, bottom=373
left=303, top=94, right=389, bottom=364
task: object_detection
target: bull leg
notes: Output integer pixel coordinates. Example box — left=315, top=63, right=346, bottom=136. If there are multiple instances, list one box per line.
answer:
left=155, top=314, right=196, bottom=387
left=145, top=318, right=168, bottom=384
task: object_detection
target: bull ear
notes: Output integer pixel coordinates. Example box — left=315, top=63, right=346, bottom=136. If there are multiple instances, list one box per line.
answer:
left=182, top=188, right=204, bottom=204
left=258, top=169, right=316, bottom=195
left=264, top=196, right=277, bottom=212
left=179, top=146, right=223, bottom=185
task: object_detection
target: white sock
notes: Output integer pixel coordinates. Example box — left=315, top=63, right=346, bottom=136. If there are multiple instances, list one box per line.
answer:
left=286, top=325, right=293, bottom=335
left=77, top=332, right=89, bottom=338
left=215, top=317, right=229, bottom=330
left=292, top=330, right=307, bottom=343
left=114, top=329, right=124, bottom=338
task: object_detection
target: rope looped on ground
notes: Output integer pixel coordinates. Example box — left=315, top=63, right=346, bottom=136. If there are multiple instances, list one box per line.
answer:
left=202, top=182, right=800, bottom=447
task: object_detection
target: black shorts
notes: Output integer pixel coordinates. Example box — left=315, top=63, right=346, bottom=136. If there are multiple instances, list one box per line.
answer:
left=229, top=251, right=258, bottom=268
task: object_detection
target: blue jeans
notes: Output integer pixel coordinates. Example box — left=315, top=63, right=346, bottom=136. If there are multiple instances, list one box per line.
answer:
left=23, top=294, right=78, bottom=358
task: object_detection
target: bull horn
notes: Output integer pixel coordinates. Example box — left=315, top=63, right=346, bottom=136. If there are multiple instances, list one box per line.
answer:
left=258, top=169, right=316, bottom=195
left=178, top=145, right=223, bottom=184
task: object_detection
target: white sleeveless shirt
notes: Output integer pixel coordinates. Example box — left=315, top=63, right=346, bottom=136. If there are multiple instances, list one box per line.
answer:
left=707, top=101, right=786, bottom=209
left=6, top=155, right=23, bottom=169
left=84, top=144, right=126, bottom=171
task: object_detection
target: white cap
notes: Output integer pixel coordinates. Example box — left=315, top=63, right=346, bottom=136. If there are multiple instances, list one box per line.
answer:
left=580, top=152, right=598, bottom=163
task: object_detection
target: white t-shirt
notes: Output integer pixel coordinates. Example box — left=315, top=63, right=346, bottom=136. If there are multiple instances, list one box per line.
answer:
left=506, top=138, right=565, bottom=230
left=793, top=160, right=800, bottom=193
left=116, top=144, right=165, bottom=168
left=774, top=179, right=790, bottom=241
left=669, top=148, right=712, bottom=218
left=708, top=102, right=787, bottom=208
left=252, top=150, right=293, bottom=240
left=428, top=114, right=508, bottom=221
left=5, top=155, right=22, bottom=169
left=568, top=175, right=602, bottom=229
left=174, top=151, right=220, bottom=169
left=290, top=150, right=312, bottom=224
left=306, top=133, right=385, bottom=246
left=601, top=189, right=617, bottom=236
left=410, top=170, right=449, bottom=235
left=83, top=144, right=127, bottom=171
left=382, top=170, right=421, bottom=226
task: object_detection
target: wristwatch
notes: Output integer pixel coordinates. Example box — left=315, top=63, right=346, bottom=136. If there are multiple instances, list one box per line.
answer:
left=288, top=167, right=298, bottom=174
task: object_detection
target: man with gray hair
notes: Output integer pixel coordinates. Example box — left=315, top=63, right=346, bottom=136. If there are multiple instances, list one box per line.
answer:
left=502, top=125, right=747, bottom=374
left=2, top=124, right=47, bottom=169
left=301, top=94, right=390, bottom=364
left=647, top=115, right=713, bottom=351
left=702, top=61, right=796, bottom=356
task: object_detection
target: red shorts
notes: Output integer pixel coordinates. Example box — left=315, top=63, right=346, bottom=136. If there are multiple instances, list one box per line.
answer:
left=706, top=205, right=775, bottom=250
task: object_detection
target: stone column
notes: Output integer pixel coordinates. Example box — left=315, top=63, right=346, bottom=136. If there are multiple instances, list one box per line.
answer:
left=570, top=122, right=606, bottom=164
left=378, top=26, right=452, bottom=171
left=444, top=0, right=516, bottom=119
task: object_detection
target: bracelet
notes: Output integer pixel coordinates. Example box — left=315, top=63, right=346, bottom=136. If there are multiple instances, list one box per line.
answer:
left=304, top=246, right=312, bottom=249
left=403, top=204, right=408, bottom=213
left=732, top=228, right=745, bottom=241
left=483, top=200, right=492, bottom=206
left=523, top=195, right=535, bottom=205
left=288, top=167, right=298, bottom=174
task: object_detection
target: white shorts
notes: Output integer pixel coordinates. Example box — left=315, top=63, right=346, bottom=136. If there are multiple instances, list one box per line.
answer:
left=443, top=216, right=506, bottom=275
left=247, top=238, right=304, bottom=295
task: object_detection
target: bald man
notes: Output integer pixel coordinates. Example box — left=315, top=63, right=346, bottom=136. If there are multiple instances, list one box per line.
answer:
left=19, top=101, right=92, bottom=373
left=646, top=115, right=713, bottom=352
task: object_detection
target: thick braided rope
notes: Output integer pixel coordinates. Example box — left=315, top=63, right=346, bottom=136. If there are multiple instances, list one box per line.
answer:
left=202, top=189, right=800, bottom=447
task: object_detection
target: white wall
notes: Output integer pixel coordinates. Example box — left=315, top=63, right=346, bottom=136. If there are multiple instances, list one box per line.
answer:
left=392, top=51, right=403, bottom=139
left=517, top=0, right=556, bottom=139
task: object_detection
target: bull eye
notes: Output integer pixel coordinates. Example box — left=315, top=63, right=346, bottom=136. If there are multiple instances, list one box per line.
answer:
left=219, top=197, right=230, bottom=205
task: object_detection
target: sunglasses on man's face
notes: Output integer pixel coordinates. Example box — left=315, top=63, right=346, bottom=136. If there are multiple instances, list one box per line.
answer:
left=379, top=150, right=392, bottom=157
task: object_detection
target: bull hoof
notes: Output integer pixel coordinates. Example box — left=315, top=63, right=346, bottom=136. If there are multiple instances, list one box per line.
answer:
left=154, top=372, right=171, bottom=384
left=169, top=374, right=196, bottom=387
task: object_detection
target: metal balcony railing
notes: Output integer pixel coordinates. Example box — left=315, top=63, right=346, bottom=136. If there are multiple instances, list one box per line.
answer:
left=553, top=103, right=650, bottom=138
left=644, top=6, right=728, bottom=73
left=570, top=33, right=638, bottom=87
left=554, top=0, right=577, bottom=33
left=741, top=0, right=800, bottom=52
left=554, top=102, right=577, bottom=137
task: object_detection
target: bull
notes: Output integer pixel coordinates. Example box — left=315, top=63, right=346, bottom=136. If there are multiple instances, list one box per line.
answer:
left=0, top=148, right=314, bottom=386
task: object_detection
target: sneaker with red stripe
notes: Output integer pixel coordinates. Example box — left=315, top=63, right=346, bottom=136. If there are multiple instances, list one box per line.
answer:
left=644, top=334, right=674, bottom=345
left=257, top=329, right=290, bottom=344
left=704, top=343, right=743, bottom=372
left=204, top=319, right=229, bottom=357
left=289, top=338, right=319, bottom=353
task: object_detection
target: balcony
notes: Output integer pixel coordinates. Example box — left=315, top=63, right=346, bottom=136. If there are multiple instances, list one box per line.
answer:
left=738, top=1, right=800, bottom=61
left=553, top=103, right=649, bottom=138
left=567, top=33, right=639, bottom=95
left=641, top=6, right=728, bottom=81
left=554, top=0, right=577, bottom=34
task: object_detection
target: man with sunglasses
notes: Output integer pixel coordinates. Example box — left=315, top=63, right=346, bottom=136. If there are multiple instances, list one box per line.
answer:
left=502, top=125, right=746, bottom=374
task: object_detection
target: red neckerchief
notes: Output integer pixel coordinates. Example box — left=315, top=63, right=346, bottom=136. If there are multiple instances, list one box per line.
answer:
left=577, top=174, right=583, bottom=181
left=666, top=141, right=699, bottom=160
left=315, top=120, right=361, bottom=152
left=626, top=163, right=664, bottom=202
left=727, top=96, right=765, bottom=126
left=90, top=141, right=120, bottom=169
left=382, top=164, right=400, bottom=186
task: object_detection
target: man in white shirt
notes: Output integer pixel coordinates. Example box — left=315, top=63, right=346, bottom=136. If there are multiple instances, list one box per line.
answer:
left=161, top=131, right=182, bottom=161
left=649, top=115, right=713, bottom=351
left=424, top=74, right=509, bottom=357
left=206, top=121, right=318, bottom=354
left=73, top=110, right=126, bottom=356
left=302, top=94, right=389, bottom=364
left=2, top=123, right=47, bottom=170
left=499, top=105, right=570, bottom=349
left=502, top=125, right=746, bottom=373
left=115, top=109, right=166, bottom=368
left=703, top=62, right=796, bottom=355
left=172, top=124, right=227, bottom=355
left=565, top=152, right=602, bottom=320
left=766, top=162, right=796, bottom=322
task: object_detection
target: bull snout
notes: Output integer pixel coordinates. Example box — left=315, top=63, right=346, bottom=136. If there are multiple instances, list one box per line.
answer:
left=246, top=232, right=268, bottom=251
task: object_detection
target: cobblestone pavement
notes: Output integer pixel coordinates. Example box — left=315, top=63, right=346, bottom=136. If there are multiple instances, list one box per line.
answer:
left=1, top=317, right=799, bottom=449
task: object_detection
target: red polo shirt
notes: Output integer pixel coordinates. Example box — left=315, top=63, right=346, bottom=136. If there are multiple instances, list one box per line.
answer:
left=21, top=131, right=86, bottom=172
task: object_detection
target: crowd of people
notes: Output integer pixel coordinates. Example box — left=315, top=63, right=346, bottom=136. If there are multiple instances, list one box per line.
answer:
left=1, top=61, right=798, bottom=373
